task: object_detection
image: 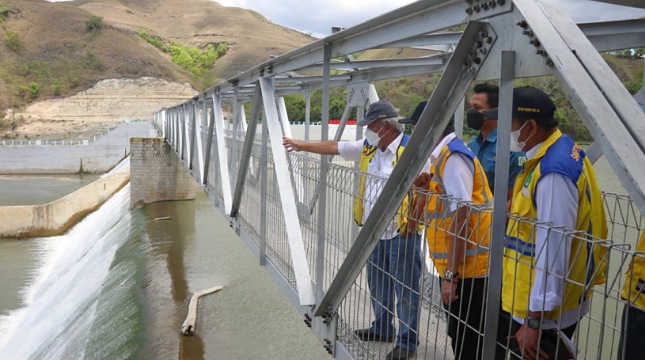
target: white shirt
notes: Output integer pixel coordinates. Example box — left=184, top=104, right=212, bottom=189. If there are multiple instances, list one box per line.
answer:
left=512, top=141, right=587, bottom=330
left=430, top=132, right=474, bottom=212
left=338, top=133, right=405, bottom=240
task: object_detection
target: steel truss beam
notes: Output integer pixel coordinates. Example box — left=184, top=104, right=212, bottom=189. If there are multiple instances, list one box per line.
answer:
left=154, top=1, right=645, bottom=357
left=230, top=85, right=261, bottom=218
left=210, top=94, right=233, bottom=214
left=514, top=0, right=645, bottom=216
left=259, top=77, right=316, bottom=306
left=314, top=20, right=497, bottom=317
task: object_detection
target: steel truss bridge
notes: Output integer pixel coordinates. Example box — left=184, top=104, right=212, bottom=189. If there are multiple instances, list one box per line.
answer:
left=153, top=1, right=645, bottom=358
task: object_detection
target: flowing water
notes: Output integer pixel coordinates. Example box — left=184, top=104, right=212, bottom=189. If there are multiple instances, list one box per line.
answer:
left=0, top=180, right=329, bottom=359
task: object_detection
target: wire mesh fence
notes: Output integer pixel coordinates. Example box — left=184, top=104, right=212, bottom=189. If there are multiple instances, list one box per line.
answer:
left=201, top=127, right=644, bottom=360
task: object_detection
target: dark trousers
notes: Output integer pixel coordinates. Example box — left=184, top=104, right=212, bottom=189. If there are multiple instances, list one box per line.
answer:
left=495, top=310, right=577, bottom=360
left=442, top=277, right=488, bottom=360
left=618, top=305, right=645, bottom=360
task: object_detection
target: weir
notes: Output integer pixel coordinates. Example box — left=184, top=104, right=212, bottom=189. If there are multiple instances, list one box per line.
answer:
left=148, top=1, right=645, bottom=359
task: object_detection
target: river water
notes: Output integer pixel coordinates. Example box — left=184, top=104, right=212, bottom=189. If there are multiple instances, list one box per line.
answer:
left=0, top=176, right=329, bottom=359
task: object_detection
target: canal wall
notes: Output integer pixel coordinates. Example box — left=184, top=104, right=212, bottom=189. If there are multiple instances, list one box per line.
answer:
left=130, top=138, right=195, bottom=209
left=0, top=121, right=157, bottom=174
left=0, top=168, right=130, bottom=238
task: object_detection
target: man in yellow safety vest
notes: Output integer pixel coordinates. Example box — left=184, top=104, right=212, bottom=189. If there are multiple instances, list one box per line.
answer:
left=619, top=231, right=645, bottom=360
left=494, top=86, right=607, bottom=360
left=283, top=100, right=422, bottom=360
left=413, top=118, right=493, bottom=360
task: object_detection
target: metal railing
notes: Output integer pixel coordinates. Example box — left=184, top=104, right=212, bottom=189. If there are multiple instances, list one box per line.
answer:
left=150, top=1, right=645, bottom=358
left=187, top=127, right=645, bottom=359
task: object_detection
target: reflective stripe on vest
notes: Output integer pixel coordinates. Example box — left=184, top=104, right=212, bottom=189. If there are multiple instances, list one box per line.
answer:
left=622, top=231, right=645, bottom=310
left=502, top=130, right=607, bottom=321
left=425, top=137, right=493, bottom=279
left=353, top=134, right=410, bottom=229
left=430, top=246, right=489, bottom=260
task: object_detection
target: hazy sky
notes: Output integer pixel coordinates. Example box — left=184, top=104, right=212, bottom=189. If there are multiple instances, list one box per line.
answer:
left=45, top=0, right=645, bottom=38
left=212, top=0, right=645, bottom=38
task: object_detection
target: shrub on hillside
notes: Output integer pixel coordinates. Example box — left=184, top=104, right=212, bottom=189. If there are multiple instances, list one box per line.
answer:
left=28, top=82, right=40, bottom=99
left=5, top=30, right=21, bottom=52
left=0, top=3, right=9, bottom=22
left=86, top=50, right=105, bottom=70
left=86, top=16, right=104, bottom=32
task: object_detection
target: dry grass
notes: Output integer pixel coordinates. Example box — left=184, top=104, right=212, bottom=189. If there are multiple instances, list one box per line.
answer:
left=0, top=0, right=315, bottom=107
left=0, top=0, right=315, bottom=139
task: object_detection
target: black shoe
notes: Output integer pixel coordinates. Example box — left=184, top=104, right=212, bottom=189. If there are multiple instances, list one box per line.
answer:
left=353, top=328, right=394, bottom=342
left=386, top=346, right=415, bottom=360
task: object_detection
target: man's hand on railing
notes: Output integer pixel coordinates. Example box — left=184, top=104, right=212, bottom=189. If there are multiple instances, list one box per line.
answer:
left=283, top=136, right=303, bottom=152
left=413, top=172, right=432, bottom=189
left=281, top=136, right=340, bottom=155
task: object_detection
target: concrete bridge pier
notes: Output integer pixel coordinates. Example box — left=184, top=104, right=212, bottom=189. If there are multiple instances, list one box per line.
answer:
left=130, top=138, right=195, bottom=209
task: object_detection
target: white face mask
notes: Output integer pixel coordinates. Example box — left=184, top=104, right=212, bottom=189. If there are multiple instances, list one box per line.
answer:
left=365, top=125, right=385, bottom=147
left=509, top=121, right=530, bottom=152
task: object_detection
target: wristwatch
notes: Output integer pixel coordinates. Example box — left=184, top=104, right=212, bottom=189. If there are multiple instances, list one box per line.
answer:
left=443, top=269, right=459, bottom=282
left=526, top=315, right=542, bottom=329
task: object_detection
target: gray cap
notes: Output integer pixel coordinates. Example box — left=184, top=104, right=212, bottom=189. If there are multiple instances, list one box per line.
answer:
left=358, top=100, right=399, bottom=126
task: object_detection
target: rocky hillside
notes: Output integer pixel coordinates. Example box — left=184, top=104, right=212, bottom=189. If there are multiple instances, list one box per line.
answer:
left=0, top=0, right=315, bottom=139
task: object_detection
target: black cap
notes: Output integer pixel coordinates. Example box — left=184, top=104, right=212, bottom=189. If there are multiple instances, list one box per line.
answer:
left=358, top=100, right=399, bottom=126
left=482, top=86, right=556, bottom=121
left=399, top=101, right=427, bottom=124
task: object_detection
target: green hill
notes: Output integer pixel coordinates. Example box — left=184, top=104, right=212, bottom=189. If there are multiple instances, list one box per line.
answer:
left=0, top=0, right=315, bottom=120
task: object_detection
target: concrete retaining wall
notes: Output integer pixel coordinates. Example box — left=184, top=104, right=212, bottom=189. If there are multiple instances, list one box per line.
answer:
left=0, top=121, right=158, bottom=174
left=0, top=168, right=130, bottom=238
left=130, top=138, right=195, bottom=209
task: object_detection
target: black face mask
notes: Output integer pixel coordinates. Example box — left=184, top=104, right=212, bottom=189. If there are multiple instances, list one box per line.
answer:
left=466, top=109, right=486, bottom=130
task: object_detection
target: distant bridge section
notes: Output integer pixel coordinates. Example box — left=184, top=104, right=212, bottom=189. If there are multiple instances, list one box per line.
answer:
left=153, top=1, right=645, bottom=359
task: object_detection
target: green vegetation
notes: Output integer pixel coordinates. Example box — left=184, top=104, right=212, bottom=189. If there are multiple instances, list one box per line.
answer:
left=5, top=30, right=21, bottom=52
left=137, top=28, right=228, bottom=77
left=28, top=82, right=40, bottom=99
left=0, top=3, right=9, bottom=22
left=86, top=50, right=105, bottom=71
left=611, top=47, right=645, bottom=60
left=86, top=16, right=104, bottom=32
left=1, top=43, right=107, bottom=107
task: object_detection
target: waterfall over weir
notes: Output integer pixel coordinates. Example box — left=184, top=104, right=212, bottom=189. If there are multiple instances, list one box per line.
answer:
left=0, top=185, right=146, bottom=360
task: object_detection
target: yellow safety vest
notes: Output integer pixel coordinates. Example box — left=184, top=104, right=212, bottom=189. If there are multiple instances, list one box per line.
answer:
left=622, top=231, right=645, bottom=310
left=425, top=138, right=493, bottom=279
left=353, top=134, right=414, bottom=234
left=502, top=130, right=608, bottom=321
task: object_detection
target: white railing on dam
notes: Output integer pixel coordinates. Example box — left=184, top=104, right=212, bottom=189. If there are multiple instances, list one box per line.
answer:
left=152, top=1, right=645, bottom=359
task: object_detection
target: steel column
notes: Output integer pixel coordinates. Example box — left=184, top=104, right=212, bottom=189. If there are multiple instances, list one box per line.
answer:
left=482, top=50, right=515, bottom=360
left=316, top=43, right=332, bottom=300
left=188, top=102, right=197, bottom=170
left=259, top=115, right=268, bottom=266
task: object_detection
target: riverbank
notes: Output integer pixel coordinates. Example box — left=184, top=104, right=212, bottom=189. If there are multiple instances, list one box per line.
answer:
left=0, top=168, right=129, bottom=238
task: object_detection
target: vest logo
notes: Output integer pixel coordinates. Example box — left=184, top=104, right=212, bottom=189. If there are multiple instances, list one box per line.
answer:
left=518, top=156, right=527, bottom=167
left=363, top=145, right=376, bottom=156
left=571, top=144, right=582, bottom=162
